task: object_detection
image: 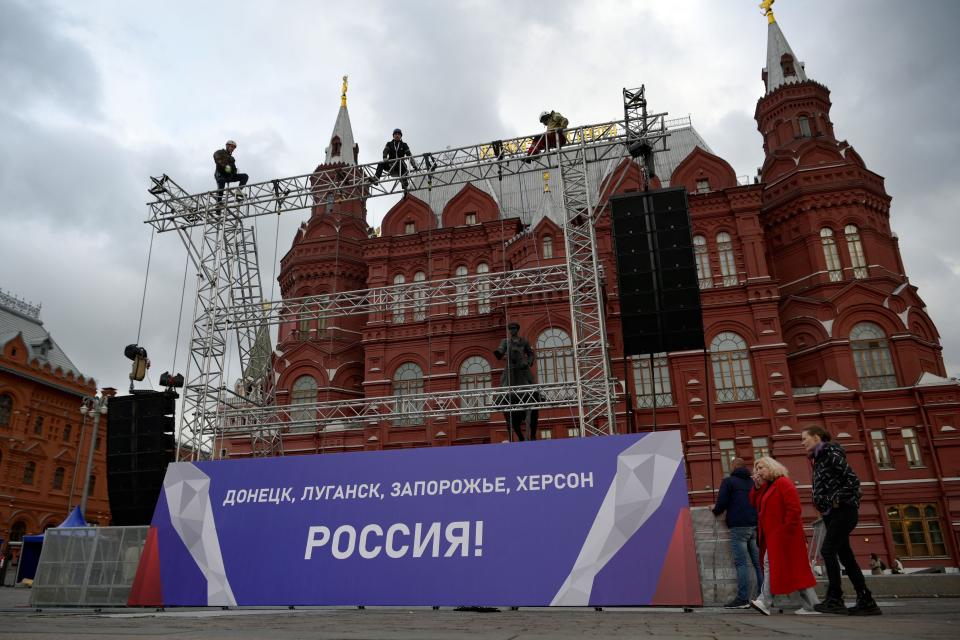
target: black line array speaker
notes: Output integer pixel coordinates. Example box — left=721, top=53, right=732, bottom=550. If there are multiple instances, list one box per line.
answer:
left=610, top=187, right=705, bottom=356
left=106, top=390, right=177, bottom=526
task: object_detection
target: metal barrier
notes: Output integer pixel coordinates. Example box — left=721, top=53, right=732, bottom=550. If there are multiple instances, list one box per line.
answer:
left=808, top=518, right=826, bottom=575
left=30, top=526, right=149, bottom=607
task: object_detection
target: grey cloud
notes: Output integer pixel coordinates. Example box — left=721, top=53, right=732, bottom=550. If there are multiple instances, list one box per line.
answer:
left=0, top=0, right=103, bottom=119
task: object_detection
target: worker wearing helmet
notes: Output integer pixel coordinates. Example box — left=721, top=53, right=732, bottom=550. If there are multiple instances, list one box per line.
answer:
left=372, top=128, right=417, bottom=190
left=526, top=111, right=569, bottom=161
left=213, top=139, right=249, bottom=203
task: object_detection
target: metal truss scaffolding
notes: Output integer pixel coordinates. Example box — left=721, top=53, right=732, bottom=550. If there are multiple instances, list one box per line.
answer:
left=146, top=86, right=669, bottom=457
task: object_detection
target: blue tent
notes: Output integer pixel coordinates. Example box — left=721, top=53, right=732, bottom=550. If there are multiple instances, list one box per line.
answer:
left=17, top=506, right=88, bottom=583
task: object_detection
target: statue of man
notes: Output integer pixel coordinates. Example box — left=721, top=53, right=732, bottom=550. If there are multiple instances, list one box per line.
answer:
left=494, top=322, right=535, bottom=387
left=493, top=322, right=539, bottom=441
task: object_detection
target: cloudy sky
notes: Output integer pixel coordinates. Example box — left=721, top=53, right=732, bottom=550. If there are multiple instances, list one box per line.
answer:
left=2, top=0, right=958, bottom=394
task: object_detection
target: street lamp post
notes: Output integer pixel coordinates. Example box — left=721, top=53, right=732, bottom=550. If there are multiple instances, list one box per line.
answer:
left=78, top=395, right=108, bottom=519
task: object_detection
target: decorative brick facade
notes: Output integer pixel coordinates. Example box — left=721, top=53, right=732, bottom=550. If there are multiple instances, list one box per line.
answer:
left=0, top=293, right=111, bottom=561
left=227, top=20, right=960, bottom=569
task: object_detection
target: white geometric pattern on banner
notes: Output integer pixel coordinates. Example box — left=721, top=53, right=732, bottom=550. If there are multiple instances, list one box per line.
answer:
left=163, top=463, right=237, bottom=606
left=550, top=432, right=682, bottom=605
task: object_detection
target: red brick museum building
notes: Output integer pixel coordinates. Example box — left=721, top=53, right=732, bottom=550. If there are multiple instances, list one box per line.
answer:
left=226, top=17, right=960, bottom=569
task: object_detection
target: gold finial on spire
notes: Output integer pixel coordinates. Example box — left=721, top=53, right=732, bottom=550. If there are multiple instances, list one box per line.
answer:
left=341, top=75, right=348, bottom=107
left=760, top=0, right=776, bottom=24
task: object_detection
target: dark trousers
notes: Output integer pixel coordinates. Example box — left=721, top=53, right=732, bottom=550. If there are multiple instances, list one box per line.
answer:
left=215, top=171, right=249, bottom=202
left=374, top=160, right=409, bottom=189
left=506, top=408, right=538, bottom=441
left=820, top=504, right=869, bottom=599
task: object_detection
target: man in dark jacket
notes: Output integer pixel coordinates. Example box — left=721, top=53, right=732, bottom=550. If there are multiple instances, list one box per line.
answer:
left=802, top=425, right=881, bottom=615
left=713, top=458, right=763, bottom=608
left=213, top=140, right=249, bottom=203
left=373, top=128, right=416, bottom=190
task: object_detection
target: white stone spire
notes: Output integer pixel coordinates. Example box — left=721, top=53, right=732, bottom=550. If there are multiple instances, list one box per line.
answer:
left=762, top=17, right=808, bottom=94
left=324, top=75, right=358, bottom=165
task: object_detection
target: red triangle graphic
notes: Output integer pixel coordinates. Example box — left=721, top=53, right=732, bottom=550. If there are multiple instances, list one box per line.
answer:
left=127, top=526, right=164, bottom=607
left=651, top=507, right=703, bottom=606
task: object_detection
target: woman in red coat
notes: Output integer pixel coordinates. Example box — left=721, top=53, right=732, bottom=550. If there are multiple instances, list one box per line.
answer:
left=749, top=456, right=821, bottom=615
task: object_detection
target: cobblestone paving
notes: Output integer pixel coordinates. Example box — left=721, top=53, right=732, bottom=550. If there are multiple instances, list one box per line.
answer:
left=0, top=588, right=957, bottom=639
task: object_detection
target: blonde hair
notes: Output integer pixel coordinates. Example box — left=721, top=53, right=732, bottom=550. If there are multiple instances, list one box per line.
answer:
left=755, top=455, right=789, bottom=479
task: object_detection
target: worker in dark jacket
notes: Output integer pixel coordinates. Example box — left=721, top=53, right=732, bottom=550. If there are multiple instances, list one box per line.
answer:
left=213, top=140, right=249, bottom=203
left=802, top=425, right=881, bottom=616
left=713, top=458, right=763, bottom=608
left=373, top=128, right=416, bottom=190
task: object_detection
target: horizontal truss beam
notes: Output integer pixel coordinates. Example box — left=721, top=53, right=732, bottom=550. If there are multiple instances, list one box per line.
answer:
left=218, top=381, right=614, bottom=435
left=145, top=116, right=668, bottom=232
left=216, top=265, right=571, bottom=330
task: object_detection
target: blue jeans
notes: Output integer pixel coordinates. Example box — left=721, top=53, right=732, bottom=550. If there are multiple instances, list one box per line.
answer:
left=730, top=526, right=763, bottom=602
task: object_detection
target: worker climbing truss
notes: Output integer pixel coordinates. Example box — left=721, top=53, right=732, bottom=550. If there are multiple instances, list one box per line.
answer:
left=146, top=86, right=670, bottom=458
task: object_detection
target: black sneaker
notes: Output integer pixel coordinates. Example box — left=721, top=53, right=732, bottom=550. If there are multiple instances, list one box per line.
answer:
left=848, top=598, right=882, bottom=616
left=814, top=597, right=849, bottom=615
left=723, top=598, right=750, bottom=609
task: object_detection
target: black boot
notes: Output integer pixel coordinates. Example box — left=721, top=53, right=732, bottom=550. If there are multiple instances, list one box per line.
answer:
left=814, top=596, right=849, bottom=615
left=848, top=591, right=881, bottom=616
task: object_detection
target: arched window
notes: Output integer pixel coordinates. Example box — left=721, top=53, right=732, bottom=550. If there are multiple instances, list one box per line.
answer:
left=477, top=263, right=491, bottom=314
left=631, top=353, right=672, bottom=408
left=0, top=394, right=11, bottom=427
left=459, top=356, right=492, bottom=422
left=413, top=271, right=427, bottom=321
left=710, top=332, right=756, bottom=403
left=392, top=274, right=406, bottom=324
left=392, top=363, right=424, bottom=426
left=62, top=423, right=72, bottom=442
left=290, top=375, right=318, bottom=424
left=845, top=224, right=868, bottom=279
left=693, top=235, right=712, bottom=288
left=52, top=466, right=65, bottom=490
left=23, top=460, right=36, bottom=485
left=542, top=235, right=554, bottom=259
left=10, top=521, right=26, bottom=542
left=298, top=301, right=312, bottom=340
left=716, top=232, right=738, bottom=286
left=850, top=322, right=896, bottom=390
left=820, top=228, right=843, bottom=281
left=887, top=504, right=947, bottom=558
left=455, top=265, right=469, bottom=316
left=798, top=116, right=812, bottom=138
left=537, top=329, right=575, bottom=399
left=315, top=294, right=328, bottom=332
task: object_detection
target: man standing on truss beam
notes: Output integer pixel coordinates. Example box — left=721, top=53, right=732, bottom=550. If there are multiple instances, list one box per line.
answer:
left=372, top=128, right=416, bottom=190
left=213, top=139, right=249, bottom=204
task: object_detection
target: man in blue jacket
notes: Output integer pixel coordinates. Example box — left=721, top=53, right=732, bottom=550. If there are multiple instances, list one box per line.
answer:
left=713, top=457, right=763, bottom=608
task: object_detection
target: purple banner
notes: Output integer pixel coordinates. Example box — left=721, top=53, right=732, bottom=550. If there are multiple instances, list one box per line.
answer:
left=131, top=432, right=701, bottom=607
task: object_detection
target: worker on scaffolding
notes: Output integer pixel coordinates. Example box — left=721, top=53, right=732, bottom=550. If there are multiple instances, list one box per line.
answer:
left=372, top=128, right=416, bottom=190
left=213, top=139, right=249, bottom=203
left=525, top=110, right=569, bottom=161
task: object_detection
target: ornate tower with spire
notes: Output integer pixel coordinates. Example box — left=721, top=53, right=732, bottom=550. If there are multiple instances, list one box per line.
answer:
left=755, top=9, right=947, bottom=391
left=274, top=77, right=372, bottom=435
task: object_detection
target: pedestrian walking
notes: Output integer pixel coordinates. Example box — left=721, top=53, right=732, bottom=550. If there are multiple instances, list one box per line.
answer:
left=749, top=456, right=821, bottom=616
left=802, top=425, right=881, bottom=615
left=712, top=457, right=763, bottom=608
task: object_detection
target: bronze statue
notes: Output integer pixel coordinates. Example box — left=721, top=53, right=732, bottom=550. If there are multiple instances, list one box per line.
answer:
left=493, top=322, right=539, bottom=441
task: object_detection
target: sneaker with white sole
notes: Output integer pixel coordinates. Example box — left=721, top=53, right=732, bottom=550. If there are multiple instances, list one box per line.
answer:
left=795, top=608, right=822, bottom=615
left=749, top=598, right=771, bottom=616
